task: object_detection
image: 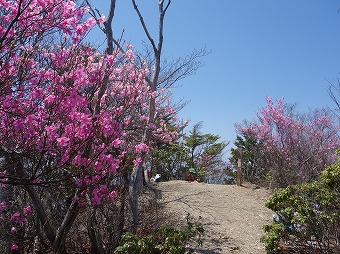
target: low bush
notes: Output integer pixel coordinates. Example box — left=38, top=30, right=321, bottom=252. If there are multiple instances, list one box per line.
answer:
left=114, top=214, right=204, bottom=254
left=261, top=161, right=340, bottom=253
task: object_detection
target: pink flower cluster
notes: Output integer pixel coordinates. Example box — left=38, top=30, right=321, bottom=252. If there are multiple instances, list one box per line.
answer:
left=0, top=201, right=7, bottom=211
left=135, top=143, right=149, bottom=153
left=0, top=0, right=181, bottom=251
left=236, top=97, right=340, bottom=184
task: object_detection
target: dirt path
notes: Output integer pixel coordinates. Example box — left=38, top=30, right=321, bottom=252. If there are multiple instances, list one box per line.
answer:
left=157, top=180, right=273, bottom=254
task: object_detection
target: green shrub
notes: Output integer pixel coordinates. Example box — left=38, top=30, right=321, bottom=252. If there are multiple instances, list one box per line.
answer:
left=114, top=233, right=155, bottom=254
left=261, top=162, right=340, bottom=253
left=114, top=214, right=204, bottom=254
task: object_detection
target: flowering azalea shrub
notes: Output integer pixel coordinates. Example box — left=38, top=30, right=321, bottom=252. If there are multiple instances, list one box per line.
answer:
left=0, top=0, right=179, bottom=252
left=236, top=97, right=340, bottom=188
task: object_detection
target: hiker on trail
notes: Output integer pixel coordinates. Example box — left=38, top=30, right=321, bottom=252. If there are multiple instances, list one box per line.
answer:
left=151, top=174, right=161, bottom=183
left=142, top=166, right=151, bottom=185
left=185, top=168, right=199, bottom=182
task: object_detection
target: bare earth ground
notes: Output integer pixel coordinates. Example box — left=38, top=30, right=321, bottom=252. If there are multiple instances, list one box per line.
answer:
left=156, top=180, right=274, bottom=254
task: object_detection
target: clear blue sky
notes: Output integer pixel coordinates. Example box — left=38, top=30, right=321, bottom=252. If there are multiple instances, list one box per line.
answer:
left=89, top=1, right=340, bottom=151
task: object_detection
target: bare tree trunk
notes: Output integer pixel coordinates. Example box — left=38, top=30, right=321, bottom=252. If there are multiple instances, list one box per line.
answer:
left=25, top=185, right=56, bottom=246
left=52, top=191, right=80, bottom=253
left=128, top=163, right=143, bottom=232
left=117, top=189, right=127, bottom=238
left=87, top=208, right=104, bottom=254
left=88, top=0, right=203, bottom=235
left=3, top=151, right=83, bottom=253
left=106, top=180, right=129, bottom=252
left=103, top=0, right=116, bottom=55
left=6, top=154, right=57, bottom=246
left=0, top=155, right=16, bottom=248
left=128, top=0, right=171, bottom=232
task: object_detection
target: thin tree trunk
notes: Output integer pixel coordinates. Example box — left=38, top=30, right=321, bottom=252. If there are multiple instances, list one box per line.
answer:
left=87, top=208, right=104, bottom=254
left=7, top=151, right=82, bottom=253
left=52, top=191, right=80, bottom=253
left=114, top=188, right=127, bottom=249
left=24, top=185, right=56, bottom=246
left=88, top=0, right=172, bottom=234
left=8, top=154, right=57, bottom=246
left=128, top=0, right=170, bottom=232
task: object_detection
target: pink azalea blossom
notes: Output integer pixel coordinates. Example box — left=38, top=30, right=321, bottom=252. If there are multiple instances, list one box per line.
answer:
left=112, top=139, right=121, bottom=148
left=0, top=0, right=181, bottom=249
left=10, top=212, right=20, bottom=222
left=235, top=97, right=340, bottom=186
left=72, top=196, right=80, bottom=203
left=92, top=175, right=101, bottom=184
left=100, top=185, right=108, bottom=193
left=44, top=94, right=56, bottom=104
left=23, top=205, right=32, bottom=215
left=10, top=244, right=18, bottom=251
left=133, top=157, right=142, bottom=167
left=56, top=136, right=70, bottom=147
left=98, top=15, right=105, bottom=24
left=135, top=143, right=149, bottom=153
left=91, top=195, right=102, bottom=206
left=107, top=191, right=117, bottom=201
left=0, top=202, right=6, bottom=211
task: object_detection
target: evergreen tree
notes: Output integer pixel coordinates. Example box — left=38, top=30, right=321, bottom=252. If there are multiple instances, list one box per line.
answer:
left=150, top=122, right=229, bottom=183
left=230, top=133, right=269, bottom=185
left=184, top=122, right=228, bottom=182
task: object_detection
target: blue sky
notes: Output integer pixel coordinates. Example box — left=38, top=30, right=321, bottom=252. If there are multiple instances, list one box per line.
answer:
left=89, top=1, right=340, bottom=151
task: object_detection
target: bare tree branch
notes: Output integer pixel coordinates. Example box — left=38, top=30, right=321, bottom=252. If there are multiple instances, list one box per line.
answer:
left=103, top=0, right=116, bottom=54
left=85, top=0, right=206, bottom=233
left=131, top=0, right=157, bottom=53
left=129, top=0, right=173, bottom=232
left=158, top=48, right=210, bottom=89
left=53, top=190, right=80, bottom=252
left=156, top=0, right=171, bottom=59
left=10, top=156, right=57, bottom=245
left=328, top=78, right=340, bottom=119
left=86, top=0, right=125, bottom=53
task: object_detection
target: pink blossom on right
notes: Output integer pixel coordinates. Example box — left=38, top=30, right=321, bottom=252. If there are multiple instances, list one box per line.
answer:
left=235, top=97, right=340, bottom=187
